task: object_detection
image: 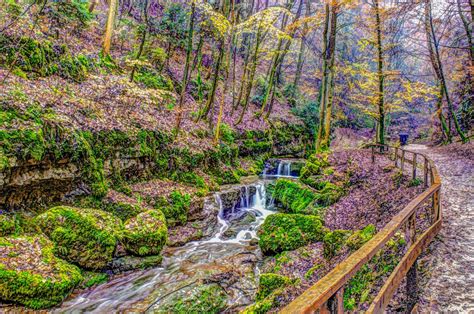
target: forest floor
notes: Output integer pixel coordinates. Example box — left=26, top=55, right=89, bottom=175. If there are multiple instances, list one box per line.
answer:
left=407, top=143, right=474, bottom=312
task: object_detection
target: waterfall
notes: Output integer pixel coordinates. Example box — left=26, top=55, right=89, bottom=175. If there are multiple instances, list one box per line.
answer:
left=275, top=161, right=292, bottom=177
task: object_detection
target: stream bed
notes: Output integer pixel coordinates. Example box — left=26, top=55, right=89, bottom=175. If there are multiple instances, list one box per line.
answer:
left=57, top=160, right=301, bottom=313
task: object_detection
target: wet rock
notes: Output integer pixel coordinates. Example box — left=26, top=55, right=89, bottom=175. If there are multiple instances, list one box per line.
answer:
left=222, top=211, right=257, bottom=240
left=107, top=255, right=163, bottom=274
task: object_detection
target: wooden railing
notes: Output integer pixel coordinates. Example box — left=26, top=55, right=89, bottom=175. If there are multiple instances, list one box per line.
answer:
left=281, top=144, right=442, bottom=314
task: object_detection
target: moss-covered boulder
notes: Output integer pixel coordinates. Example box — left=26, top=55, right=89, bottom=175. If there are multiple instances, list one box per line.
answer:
left=243, top=273, right=293, bottom=314
left=0, top=236, right=82, bottom=309
left=272, top=179, right=318, bottom=215
left=122, top=209, right=168, bottom=256
left=36, top=206, right=122, bottom=270
left=346, top=224, right=376, bottom=251
left=258, top=213, right=326, bottom=255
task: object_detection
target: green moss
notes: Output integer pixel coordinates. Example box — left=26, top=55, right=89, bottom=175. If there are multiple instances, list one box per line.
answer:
left=256, top=273, right=292, bottom=301
left=304, top=264, right=323, bottom=279
left=0, top=214, right=15, bottom=236
left=300, top=153, right=330, bottom=180
left=159, top=284, right=227, bottom=314
left=160, top=191, right=190, bottom=226
left=0, top=236, right=82, bottom=309
left=81, top=272, right=109, bottom=288
left=323, top=229, right=352, bottom=258
left=0, top=35, right=91, bottom=81
left=408, top=178, right=422, bottom=187
left=346, top=224, right=376, bottom=251
left=36, top=206, right=122, bottom=270
left=122, top=209, right=168, bottom=256
left=258, top=213, right=326, bottom=255
left=135, top=67, right=173, bottom=91
left=272, top=179, right=318, bottom=215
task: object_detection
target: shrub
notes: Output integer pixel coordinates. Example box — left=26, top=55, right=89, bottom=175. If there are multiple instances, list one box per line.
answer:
left=36, top=206, right=122, bottom=270
left=258, top=213, right=326, bottom=255
left=0, top=236, right=82, bottom=309
left=122, top=209, right=168, bottom=256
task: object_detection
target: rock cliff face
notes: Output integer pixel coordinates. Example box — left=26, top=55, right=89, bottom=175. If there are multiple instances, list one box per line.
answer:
left=0, top=155, right=152, bottom=210
left=1, top=123, right=308, bottom=211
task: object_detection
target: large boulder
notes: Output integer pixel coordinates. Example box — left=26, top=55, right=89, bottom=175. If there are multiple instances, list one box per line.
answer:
left=122, top=209, right=168, bottom=256
left=0, top=236, right=82, bottom=309
left=36, top=206, right=122, bottom=270
left=258, top=213, right=326, bottom=254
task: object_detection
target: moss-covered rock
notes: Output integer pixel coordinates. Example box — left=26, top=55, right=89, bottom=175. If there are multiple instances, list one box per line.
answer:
left=272, top=179, right=318, bottom=215
left=161, top=191, right=191, bottom=226
left=258, top=213, right=326, bottom=255
left=323, top=229, right=352, bottom=258
left=36, top=206, right=122, bottom=270
left=158, top=284, right=227, bottom=314
left=122, top=209, right=168, bottom=256
left=256, top=273, right=292, bottom=301
left=346, top=224, right=376, bottom=251
left=0, top=236, right=82, bottom=309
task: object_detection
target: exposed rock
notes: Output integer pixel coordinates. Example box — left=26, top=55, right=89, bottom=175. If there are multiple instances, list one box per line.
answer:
left=107, top=255, right=163, bottom=274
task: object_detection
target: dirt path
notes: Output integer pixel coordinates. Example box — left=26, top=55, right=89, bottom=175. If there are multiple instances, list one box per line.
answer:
left=407, top=144, right=474, bottom=312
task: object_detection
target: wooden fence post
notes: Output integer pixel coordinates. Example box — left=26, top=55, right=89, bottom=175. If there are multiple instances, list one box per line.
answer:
left=406, top=213, right=418, bottom=312
left=394, top=147, right=398, bottom=166
left=432, top=189, right=440, bottom=222
left=401, top=150, right=405, bottom=172
left=412, top=153, right=417, bottom=179
left=424, top=157, right=428, bottom=188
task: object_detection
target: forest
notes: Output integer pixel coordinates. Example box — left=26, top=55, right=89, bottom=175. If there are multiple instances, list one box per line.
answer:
left=0, top=0, right=473, bottom=312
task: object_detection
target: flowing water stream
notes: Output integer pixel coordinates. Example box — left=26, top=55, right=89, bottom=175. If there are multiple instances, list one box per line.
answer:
left=57, top=162, right=300, bottom=312
left=57, top=181, right=275, bottom=312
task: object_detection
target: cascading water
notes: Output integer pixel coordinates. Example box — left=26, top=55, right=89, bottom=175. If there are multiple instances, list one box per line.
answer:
left=56, top=179, right=276, bottom=313
left=267, top=160, right=296, bottom=178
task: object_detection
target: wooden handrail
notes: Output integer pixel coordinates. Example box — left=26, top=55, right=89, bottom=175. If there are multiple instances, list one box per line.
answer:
left=281, top=144, right=442, bottom=314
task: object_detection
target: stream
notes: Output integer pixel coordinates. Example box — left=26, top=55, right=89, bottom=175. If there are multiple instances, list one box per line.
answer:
left=57, top=160, right=299, bottom=313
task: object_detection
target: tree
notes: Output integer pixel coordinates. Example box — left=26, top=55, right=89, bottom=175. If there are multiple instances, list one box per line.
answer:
left=103, top=0, right=119, bottom=55
left=175, top=1, right=196, bottom=137
left=424, top=0, right=467, bottom=143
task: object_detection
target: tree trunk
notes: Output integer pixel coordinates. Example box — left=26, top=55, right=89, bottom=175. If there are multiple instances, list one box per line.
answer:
left=215, top=0, right=236, bottom=145
left=374, top=0, right=385, bottom=145
left=321, top=3, right=338, bottom=148
left=424, top=0, right=451, bottom=141
left=103, top=0, right=119, bottom=55
left=130, top=0, right=149, bottom=83
left=174, top=2, right=196, bottom=138
left=426, top=0, right=467, bottom=142
left=236, top=28, right=262, bottom=125
left=315, top=3, right=330, bottom=151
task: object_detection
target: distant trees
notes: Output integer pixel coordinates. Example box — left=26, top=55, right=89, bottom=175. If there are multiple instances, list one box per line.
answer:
left=94, top=0, right=471, bottom=147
